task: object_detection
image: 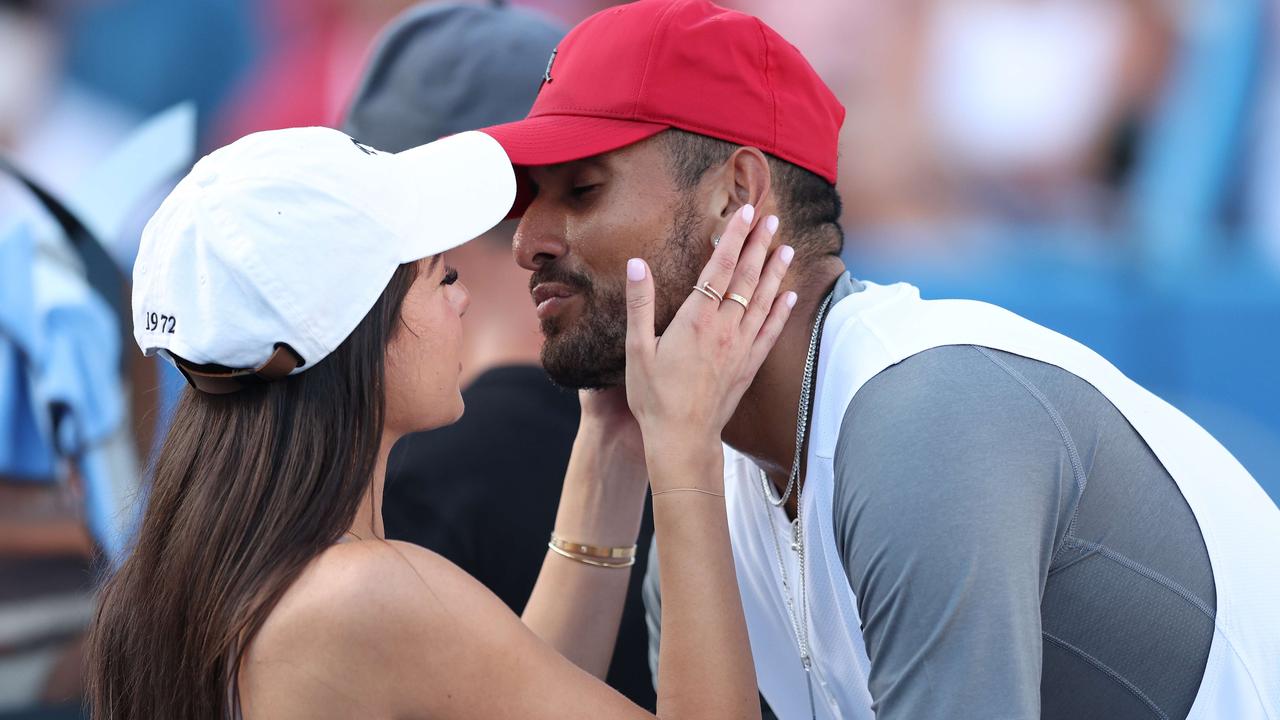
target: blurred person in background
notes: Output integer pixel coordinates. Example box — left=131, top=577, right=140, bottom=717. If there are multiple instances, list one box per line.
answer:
left=1, top=1, right=137, bottom=716
left=1251, top=2, right=1280, bottom=267
left=522, top=0, right=620, bottom=26
left=341, top=2, right=657, bottom=708
left=214, top=0, right=419, bottom=142
left=736, top=0, right=1175, bottom=256
left=0, top=0, right=136, bottom=257
left=918, top=0, right=1173, bottom=232
left=478, top=1, right=1280, bottom=718
left=64, top=0, right=253, bottom=144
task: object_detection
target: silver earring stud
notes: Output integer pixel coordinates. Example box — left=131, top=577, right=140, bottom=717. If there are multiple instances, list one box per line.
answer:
left=712, top=235, right=721, bottom=248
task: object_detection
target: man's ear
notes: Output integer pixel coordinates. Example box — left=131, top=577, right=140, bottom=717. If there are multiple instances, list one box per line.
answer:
left=712, top=147, right=771, bottom=220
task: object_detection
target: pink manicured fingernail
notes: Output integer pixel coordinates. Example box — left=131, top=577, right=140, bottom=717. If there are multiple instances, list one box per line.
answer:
left=741, top=204, right=755, bottom=223
left=766, top=215, right=780, bottom=234
left=780, top=245, right=795, bottom=265
left=627, top=258, right=646, bottom=281
left=785, top=291, right=798, bottom=308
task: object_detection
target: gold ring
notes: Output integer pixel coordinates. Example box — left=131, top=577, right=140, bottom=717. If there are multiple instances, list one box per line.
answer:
left=726, top=292, right=750, bottom=310
left=692, top=282, right=724, bottom=303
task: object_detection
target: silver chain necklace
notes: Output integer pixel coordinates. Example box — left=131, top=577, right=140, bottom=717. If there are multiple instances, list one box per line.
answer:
left=756, top=289, right=835, bottom=720
left=761, top=293, right=834, bottom=507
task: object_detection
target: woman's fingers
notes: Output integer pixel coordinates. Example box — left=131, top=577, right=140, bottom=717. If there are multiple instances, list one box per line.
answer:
left=624, top=258, right=656, bottom=366
left=740, top=240, right=794, bottom=337
left=720, top=214, right=778, bottom=318
left=745, top=290, right=798, bottom=378
left=692, top=204, right=757, bottom=309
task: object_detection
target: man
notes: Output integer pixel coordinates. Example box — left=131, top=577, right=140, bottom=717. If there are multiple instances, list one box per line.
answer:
left=478, top=1, right=1280, bottom=718
left=342, top=3, right=657, bottom=709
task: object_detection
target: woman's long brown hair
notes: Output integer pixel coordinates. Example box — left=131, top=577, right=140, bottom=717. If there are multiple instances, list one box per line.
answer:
left=86, top=262, right=419, bottom=719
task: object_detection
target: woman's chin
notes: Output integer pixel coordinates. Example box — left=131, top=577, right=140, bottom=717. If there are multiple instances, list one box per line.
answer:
left=397, top=395, right=465, bottom=435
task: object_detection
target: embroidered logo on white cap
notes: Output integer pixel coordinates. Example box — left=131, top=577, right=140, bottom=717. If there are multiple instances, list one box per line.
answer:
left=132, top=127, right=515, bottom=383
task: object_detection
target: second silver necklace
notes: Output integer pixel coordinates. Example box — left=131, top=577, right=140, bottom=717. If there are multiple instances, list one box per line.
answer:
left=757, top=288, right=835, bottom=720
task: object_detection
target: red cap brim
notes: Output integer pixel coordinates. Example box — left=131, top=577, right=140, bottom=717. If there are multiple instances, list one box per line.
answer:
left=479, top=114, right=669, bottom=218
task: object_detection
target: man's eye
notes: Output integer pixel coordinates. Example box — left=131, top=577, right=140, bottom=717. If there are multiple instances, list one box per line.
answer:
left=442, top=267, right=459, bottom=285
left=571, top=183, right=601, bottom=197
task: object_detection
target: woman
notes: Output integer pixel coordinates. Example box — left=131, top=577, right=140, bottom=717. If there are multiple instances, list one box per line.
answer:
left=87, top=126, right=798, bottom=719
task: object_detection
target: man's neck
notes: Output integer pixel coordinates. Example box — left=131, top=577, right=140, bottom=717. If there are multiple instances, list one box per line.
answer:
left=721, top=257, right=845, bottom=515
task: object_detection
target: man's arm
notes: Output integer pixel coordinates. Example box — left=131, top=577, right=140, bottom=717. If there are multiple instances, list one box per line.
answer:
left=642, top=535, right=663, bottom=690
left=832, top=346, right=1079, bottom=720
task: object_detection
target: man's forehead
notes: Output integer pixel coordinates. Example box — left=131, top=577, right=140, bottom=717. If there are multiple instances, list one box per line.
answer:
left=525, top=137, right=667, bottom=180
left=527, top=155, right=607, bottom=180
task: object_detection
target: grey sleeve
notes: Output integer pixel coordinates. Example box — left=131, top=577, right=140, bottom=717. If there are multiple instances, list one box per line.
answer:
left=642, top=535, right=662, bottom=691
left=831, top=346, right=1077, bottom=720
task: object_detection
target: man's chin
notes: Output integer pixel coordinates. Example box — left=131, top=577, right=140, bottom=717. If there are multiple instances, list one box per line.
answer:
left=535, top=287, right=628, bottom=390
left=542, top=358, right=625, bottom=391
left=540, top=336, right=625, bottom=390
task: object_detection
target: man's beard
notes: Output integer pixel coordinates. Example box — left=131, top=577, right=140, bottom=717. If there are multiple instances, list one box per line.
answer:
left=537, top=199, right=705, bottom=390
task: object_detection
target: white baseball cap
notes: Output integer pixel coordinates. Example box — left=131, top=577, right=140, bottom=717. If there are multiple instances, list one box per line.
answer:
left=132, top=126, right=515, bottom=393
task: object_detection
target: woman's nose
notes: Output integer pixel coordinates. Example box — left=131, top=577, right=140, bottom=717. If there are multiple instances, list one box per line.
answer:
left=457, top=284, right=471, bottom=317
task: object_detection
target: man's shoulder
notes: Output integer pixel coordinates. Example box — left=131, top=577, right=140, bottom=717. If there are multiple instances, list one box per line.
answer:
left=832, top=345, right=1090, bottom=514
left=855, top=344, right=1026, bottom=406
left=841, top=344, right=1102, bottom=442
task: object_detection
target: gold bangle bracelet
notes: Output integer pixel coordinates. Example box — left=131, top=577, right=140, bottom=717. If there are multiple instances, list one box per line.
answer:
left=547, top=542, right=636, bottom=568
left=548, top=533, right=637, bottom=560
left=650, top=487, right=725, bottom=498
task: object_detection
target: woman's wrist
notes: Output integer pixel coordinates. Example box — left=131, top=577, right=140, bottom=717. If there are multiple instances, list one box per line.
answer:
left=643, top=436, right=725, bottom=495
left=552, top=423, right=649, bottom=548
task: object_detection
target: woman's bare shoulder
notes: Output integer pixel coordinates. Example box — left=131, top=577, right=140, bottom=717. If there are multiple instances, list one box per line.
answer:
left=238, top=540, right=511, bottom=718
left=253, top=539, right=497, bottom=651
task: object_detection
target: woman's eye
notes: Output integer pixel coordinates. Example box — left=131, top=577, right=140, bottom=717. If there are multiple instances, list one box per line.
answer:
left=442, top=267, right=459, bottom=286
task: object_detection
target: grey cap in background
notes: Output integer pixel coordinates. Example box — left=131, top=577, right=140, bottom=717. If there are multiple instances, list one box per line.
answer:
left=343, top=1, right=566, bottom=152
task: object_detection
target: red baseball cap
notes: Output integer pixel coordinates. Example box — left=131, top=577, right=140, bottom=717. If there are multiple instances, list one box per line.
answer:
left=480, top=0, right=845, bottom=215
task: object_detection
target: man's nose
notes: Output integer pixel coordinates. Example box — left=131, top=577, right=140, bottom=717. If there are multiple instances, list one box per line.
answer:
left=512, top=209, right=568, bottom=272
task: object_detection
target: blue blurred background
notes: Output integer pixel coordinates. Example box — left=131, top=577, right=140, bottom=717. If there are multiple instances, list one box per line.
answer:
left=0, top=0, right=1276, bottom=716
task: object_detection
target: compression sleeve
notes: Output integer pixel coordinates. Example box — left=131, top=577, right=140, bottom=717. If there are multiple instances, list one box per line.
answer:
left=832, top=345, right=1078, bottom=720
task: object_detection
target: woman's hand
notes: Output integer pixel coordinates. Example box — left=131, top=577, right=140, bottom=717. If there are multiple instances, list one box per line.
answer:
left=578, top=386, right=645, bottom=467
left=623, top=204, right=796, bottom=484
left=569, top=386, right=649, bottom=503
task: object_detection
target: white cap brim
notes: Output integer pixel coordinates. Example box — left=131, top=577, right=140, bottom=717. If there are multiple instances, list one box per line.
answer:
left=389, top=130, right=516, bottom=263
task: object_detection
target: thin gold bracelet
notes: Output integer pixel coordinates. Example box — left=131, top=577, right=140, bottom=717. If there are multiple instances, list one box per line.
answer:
left=547, top=542, right=636, bottom=568
left=548, top=533, right=637, bottom=560
left=650, top=487, right=725, bottom=498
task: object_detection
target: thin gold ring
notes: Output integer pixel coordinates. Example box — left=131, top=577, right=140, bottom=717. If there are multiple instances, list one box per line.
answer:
left=725, top=292, right=750, bottom=311
left=692, top=282, right=724, bottom=303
